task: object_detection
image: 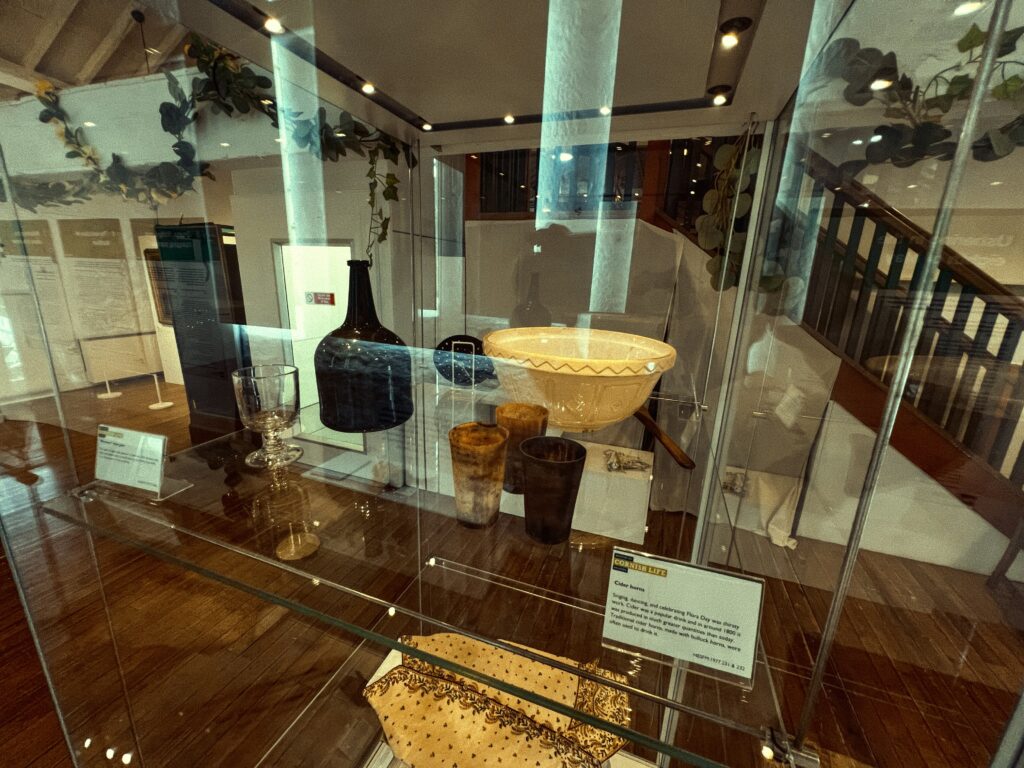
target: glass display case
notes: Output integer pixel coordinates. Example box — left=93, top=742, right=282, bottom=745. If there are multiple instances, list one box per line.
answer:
left=1, top=1, right=1022, bottom=767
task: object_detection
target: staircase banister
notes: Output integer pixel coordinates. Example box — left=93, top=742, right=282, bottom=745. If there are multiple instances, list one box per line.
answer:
left=801, top=146, right=1024, bottom=319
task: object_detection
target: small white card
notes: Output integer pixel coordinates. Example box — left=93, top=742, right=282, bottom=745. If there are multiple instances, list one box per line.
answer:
left=95, top=424, right=167, bottom=494
left=603, top=548, right=764, bottom=680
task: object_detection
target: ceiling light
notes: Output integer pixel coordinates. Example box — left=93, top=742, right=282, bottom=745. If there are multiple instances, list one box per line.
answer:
left=503, top=114, right=515, bottom=124
left=821, top=131, right=832, bottom=138
left=852, top=139, right=864, bottom=145
left=718, top=17, right=752, bottom=50
left=954, top=1, right=986, bottom=15
left=696, top=162, right=702, bottom=168
left=869, top=134, right=883, bottom=143
left=907, top=183, right=918, bottom=189
left=990, top=180, right=1004, bottom=185
left=422, top=123, right=433, bottom=131
left=83, top=121, right=96, bottom=127
left=599, top=105, right=612, bottom=116
left=334, top=129, right=346, bottom=137
left=469, top=154, right=478, bottom=159
left=707, top=84, right=732, bottom=106
left=263, top=17, right=284, bottom=34
left=869, top=77, right=894, bottom=90
left=683, top=147, right=688, bottom=156
left=559, top=151, right=573, bottom=162
left=260, top=98, right=273, bottom=106
left=859, top=201, right=870, bottom=208
left=691, top=178, right=697, bottom=183
left=761, top=745, right=775, bottom=761
left=520, top=184, right=526, bottom=189
left=219, top=142, right=230, bottom=147
left=361, top=82, right=376, bottom=94
left=690, top=190, right=695, bottom=195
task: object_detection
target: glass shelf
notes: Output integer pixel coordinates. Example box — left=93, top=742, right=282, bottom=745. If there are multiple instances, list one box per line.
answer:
left=33, top=421, right=777, bottom=768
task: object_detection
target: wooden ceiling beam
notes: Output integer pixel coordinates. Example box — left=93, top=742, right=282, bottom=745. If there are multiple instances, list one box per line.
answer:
left=0, top=56, right=68, bottom=94
left=136, top=25, right=187, bottom=75
left=76, top=2, right=138, bottom=85
left=22, top=0, right=81, bottom=70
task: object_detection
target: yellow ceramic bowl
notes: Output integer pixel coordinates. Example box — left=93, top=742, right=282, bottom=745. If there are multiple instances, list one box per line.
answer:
left=483, top=327, right=677, bottom=431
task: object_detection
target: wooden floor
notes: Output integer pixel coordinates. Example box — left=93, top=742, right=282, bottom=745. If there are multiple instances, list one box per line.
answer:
left=1, top=377, right=1022, bottom=767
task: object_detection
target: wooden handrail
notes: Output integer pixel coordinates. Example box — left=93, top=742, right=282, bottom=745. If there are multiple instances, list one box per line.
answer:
left=801, top=147, right=1024, bottom=319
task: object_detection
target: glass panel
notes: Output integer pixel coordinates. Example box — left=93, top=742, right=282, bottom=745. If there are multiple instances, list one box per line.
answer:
left=712, top=0, right=1024, bottom=764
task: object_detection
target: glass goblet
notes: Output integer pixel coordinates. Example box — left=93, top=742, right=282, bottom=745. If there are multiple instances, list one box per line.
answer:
left=231, top=364, right=304, bottom=469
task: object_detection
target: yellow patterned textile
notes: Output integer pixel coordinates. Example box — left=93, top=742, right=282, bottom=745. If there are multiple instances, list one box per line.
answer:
left=363, top=633, right=631, bottom=768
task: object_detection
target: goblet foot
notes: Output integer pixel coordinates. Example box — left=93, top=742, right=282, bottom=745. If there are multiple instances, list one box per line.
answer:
left=245, top=443, right=304, bottom=469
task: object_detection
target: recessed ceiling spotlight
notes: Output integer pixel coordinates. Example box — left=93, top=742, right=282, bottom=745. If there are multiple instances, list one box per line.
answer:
left=707, top=84, right=732, bottom=107
left=718, top=17, right=752, bottom=50
left=990, top=180, right=1004, bottom=185
left=559, top=151, right=573, bottom=162
left=520, top=184, right=526, bottom=189
left=599, top=105, right=612, bottom=116
left=954, top=1, right=986, bottom=15
left=83, top=120, right=96, bottom=127
left=361, top=82, right=376, bottom=94
left=422, top=123, right=433, bottom=131
left=503, top=113, right=515, bottom=124
left=852, top=138, right=864, bottom=145
left=263, top=17, right=284, bottom=34
left=869, top=134, right=883, bottom=143
left=219, top=142, right=230, bottom=147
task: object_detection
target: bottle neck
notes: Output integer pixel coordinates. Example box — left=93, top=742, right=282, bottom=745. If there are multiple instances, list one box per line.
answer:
left=527, top=272, right=541, bottom=300
left=344, top=260, right=380, bottom=327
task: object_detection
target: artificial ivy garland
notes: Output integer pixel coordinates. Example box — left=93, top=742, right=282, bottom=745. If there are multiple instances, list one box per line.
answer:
left=7, top=34, right=415, bottom=264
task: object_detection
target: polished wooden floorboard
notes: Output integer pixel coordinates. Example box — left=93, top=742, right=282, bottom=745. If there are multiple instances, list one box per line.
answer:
left=1, top=378, right=1022, bottom=767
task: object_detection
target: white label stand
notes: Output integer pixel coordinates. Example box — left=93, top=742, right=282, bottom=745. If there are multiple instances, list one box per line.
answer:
left=148, top=373, right=174, bottom=410
left=94, top=425, right=192, bottom=501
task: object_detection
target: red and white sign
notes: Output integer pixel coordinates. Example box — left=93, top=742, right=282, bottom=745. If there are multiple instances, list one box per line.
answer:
left=305, top=292, right=336, bottom=305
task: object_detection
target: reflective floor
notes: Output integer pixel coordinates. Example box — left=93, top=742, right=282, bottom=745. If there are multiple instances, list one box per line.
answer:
left=1, top=378, right=1022, bottom=767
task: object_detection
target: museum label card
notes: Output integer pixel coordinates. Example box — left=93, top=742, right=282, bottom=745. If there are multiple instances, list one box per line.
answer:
left=602, top=548, right=764, bottom=680
left=95, top=425, right=166, bottom=494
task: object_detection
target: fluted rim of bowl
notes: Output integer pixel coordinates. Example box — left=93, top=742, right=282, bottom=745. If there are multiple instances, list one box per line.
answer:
left=483, top=327, right=676, bottom=377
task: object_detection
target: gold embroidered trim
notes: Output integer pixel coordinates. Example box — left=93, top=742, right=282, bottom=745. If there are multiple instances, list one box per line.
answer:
left=567, top=661, right=631, bottom=761
left=382, top=635, right=630, bottom=762
left=364, top=665, right=601, bottom=768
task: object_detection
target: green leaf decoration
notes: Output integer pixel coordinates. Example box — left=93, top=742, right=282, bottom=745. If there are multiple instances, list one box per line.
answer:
left=702, top=189, right=720, bottom=214
left=733, top=192, right=752, bottom=218
left=992, top=74, right=1023, bottom=100
left=696, top=214, right=725, bottom=251
left=713, top=144, right=736, bottom=171
left=998, top=26, right=1024, bottom=57
left=957, top=23, right=986, bottom=52
left=988, top=128, right=1015, bottom=158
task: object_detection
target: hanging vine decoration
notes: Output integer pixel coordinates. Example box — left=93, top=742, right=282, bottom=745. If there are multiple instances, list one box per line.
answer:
left=694, top=136, right=762, bottom=292
left=822, top=22, right=1024, bottom=171
left=10, top=34, right=415, bottom=263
